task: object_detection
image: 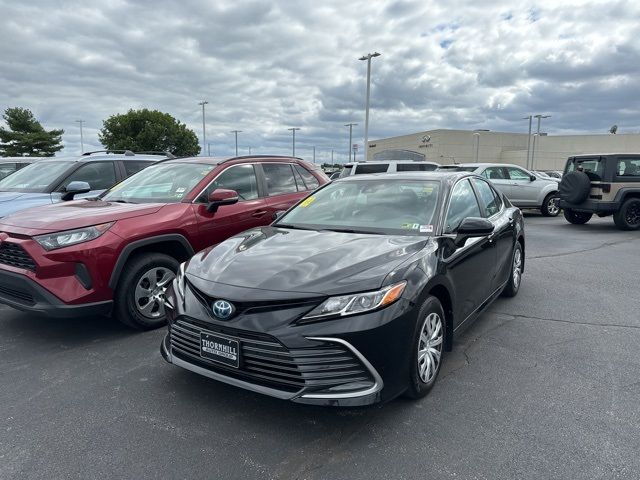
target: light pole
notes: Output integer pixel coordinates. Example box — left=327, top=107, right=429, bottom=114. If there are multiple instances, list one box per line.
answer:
left=230, top=130, right=242, bottom=156
left=312, top=146, right=316, bottom=164
left=248, top=146, right=252, bottom=155
left=331, top=149, right=334, bottom=163
left=531, top=115, right=551, bottom=170
left=359, top=52, right=381, bottom=161
left=207, top=142, right=214, bottom=156
left=344, top=123, right=357, bottom=162
left=288, top=127, right=300, bottom=156
left=522, top=115, right=533, bottom=169
left=473, top=132, right=480, bottom=162
left=198, top=101, right=208, bottom=156
left=75, top=120, right=85, bottom=154
left=352, top=144, right=358, bottom=161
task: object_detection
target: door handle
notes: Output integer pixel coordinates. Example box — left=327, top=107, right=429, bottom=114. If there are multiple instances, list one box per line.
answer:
left=251, top=210, right=268, bottom=218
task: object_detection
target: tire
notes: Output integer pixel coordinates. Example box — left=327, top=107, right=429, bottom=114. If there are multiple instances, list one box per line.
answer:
left=501, top=241, right=523, bottom=297
left=563, top=208, right=592, bottom=225
left=405, top=296, right=446, bottom=399
left=559, top=171, right=590, bottom=204
left=113, top=252, right=179, bottom=330
left=613, top=198, right=640, bottom=231
left=541, top=193, right=560, bottom=217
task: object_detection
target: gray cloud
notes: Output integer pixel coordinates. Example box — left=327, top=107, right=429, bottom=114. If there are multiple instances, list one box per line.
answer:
left=1, top=0, right=639, bottom=164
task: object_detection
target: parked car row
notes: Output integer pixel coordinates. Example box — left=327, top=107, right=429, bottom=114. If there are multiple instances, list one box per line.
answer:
left=0, top=153, right=524, bottom=405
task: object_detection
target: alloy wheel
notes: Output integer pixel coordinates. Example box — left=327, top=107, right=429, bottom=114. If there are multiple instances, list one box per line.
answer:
left=134, top=267, right=175, bottom=319
left=625, top=201, right=640, bottom=225
left=513, top=247, right=522, bottom=290
left=547, top=197, right=560, bottom=216
left=417, top=312, right=443, bottom=383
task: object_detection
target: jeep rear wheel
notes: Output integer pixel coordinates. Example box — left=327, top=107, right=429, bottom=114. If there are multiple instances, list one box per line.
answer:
left=613, top=198, right=640, bottom=231
left=563, top=208, right=592, bottom=225
left=113, top=252, right=179, bottom=330
left=541, top=194, right=560, bottom=217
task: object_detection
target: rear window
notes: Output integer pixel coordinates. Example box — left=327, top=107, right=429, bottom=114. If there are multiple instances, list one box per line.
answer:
left=617, top=158, right=640, bottom=178
left=123, top=160, right=154, bottom=177
left=338, top=165, right=353, bottom=178
left=396, top=163, right=438, bottom=172
left=437, top=166, right=477, bottom=172
left=566, top=158, right=604, bottom=181
left=353, top=164, right=389, bottom=175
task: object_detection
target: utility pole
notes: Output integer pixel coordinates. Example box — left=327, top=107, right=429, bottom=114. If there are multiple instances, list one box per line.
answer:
left=359, top=52, right=381, bottom=161
left=313, top=146, right=316, bottom=164
left=248, top=146, right=252, bottom=155
left=230, top=130, right=242, bottom=156
left=531, top=115, right=551, bottom=170
left=331, top=149, right=334, bottom=163
left=75, top=120, right=85, bottom=154
left=198, top=101, right=208, bottom=156
left=288, top=127, right=300, bottom=156
left=523, top=116, right=533, bottom=169
left=473, top=133, right=480, bottom=162
left=344, top=123, right=357, bottom=162
left=207, top=142, right=213, bottom=156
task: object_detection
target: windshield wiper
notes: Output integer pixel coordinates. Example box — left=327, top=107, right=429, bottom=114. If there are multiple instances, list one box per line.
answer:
left=274, top=223, right=316, bottom=231
left=319, top=228, right=383, bottom=235
left=109, top=199, right=137, bottom=204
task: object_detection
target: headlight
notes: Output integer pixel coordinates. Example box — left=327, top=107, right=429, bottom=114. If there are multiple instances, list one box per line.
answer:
left=34, top=222, right=114, bottom=251
left=176, top=262, right=186, bottom=299
left=302, top=281, right=407, bottom=321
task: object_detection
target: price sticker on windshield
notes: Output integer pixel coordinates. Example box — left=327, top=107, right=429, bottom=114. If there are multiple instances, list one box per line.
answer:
left=420, top=225, right=433, bottom=233
left=300, top=196, right=316, bottom=208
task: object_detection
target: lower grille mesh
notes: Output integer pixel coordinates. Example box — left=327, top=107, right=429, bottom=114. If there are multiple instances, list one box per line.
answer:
left=0, top=242, right=37, bottom=271
left=170, top=318, right=373, bottom=393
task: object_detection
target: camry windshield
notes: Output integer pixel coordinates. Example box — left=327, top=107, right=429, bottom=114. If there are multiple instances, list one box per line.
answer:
left=0, top=161, right=73, bottom=193
left=103, top=163, right=215, bottom=203
left=276, top=179, right=441, bottom=235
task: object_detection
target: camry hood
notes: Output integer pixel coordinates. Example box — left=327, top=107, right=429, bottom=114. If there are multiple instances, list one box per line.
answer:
left=0, top=200, right=164, bottom=234
left=186, top=226, right=430, bottom=296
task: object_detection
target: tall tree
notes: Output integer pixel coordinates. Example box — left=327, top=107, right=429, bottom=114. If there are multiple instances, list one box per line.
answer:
left=0, top=107, right=64, bottom=157
left=99, top=109, right=200, bottom=156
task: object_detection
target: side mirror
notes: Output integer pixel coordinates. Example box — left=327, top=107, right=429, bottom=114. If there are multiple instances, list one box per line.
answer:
left=61, top=181, right=91, bottom=201
left=454, top=217, right=494, bottom=247
left=206, top=188, right=239, bottom=213
left=529, top=175, right=536, bottom=182
left=272, top=210, right=286, bottom=221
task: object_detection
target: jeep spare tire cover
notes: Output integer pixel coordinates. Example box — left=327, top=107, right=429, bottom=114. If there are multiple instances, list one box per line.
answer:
left=559, top=171, right=591, bottom=204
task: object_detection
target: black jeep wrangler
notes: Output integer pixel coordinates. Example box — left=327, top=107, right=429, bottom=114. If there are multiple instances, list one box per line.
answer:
left=558, top=154, right=640, bottom=230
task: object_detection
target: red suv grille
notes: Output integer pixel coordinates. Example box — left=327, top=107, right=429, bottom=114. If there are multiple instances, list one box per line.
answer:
left=0, top=242, right=37, bottom=271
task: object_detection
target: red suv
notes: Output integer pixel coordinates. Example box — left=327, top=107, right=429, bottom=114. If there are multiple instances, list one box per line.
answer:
left=0, top=155, right=328, bottom=329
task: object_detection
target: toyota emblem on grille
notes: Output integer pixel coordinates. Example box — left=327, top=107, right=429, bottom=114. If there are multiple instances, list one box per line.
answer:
left=212, top=300, right=234, bottom=319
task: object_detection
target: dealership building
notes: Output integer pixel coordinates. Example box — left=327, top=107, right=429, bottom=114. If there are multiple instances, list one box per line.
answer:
left=368, top=129, right=640, bottom=170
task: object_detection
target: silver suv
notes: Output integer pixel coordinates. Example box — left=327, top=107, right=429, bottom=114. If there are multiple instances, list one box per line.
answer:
left=338, top=160, right=440, bottom=177
left=438, top=163, right=560, bottom=216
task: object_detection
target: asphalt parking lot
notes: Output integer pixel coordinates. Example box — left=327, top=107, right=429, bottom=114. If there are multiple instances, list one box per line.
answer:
left=1, top=214, right=639, bottom=480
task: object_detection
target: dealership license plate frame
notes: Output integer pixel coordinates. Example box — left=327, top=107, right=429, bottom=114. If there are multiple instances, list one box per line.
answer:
left=199, top=331, right=240, bottom=369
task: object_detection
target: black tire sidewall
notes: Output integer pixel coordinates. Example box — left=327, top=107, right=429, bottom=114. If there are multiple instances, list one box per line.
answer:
left=406, top=296, right=446, bottom=399
left=614, top=198, right=640, bottom=231
left=559, top=171, right=590, bottom=204
left=563, top=208, right=592, bottom=225
left=114, top=253, right=179, bottom=330
left=502, top=241, right=522, bottom=297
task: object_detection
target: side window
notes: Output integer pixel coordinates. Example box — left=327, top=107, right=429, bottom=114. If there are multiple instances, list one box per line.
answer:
left=444, top=179, right=481, bottom=234
left=507, top=167, right=531, bottom=181
left=396, top=163, right=436, bottom=172
left=199, top=164, right=258, bottom=202
left=617, top=158, right=640, bottom=178
left=354, top=164, right=388, bottom=175
left=0, top=163, right=17, bottom=180
left=61, top=162, right=117, bottom=191
left=123, top=160, right=154, bottom=177
left=263, top=163, right=298, bottom=196
left=472, top=178, right=502, bottom=217
left=294, top=164, right=320, bottom=190
left=483, top=167, right=507, bottom=180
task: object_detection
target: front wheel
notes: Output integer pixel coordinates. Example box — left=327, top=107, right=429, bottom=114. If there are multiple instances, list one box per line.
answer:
left=405, top=296, right=446, bottom=399
left=113, top=253, right=179, bottom=330
left=563, top=208, right=592, bottom=225
left=541, top=194, right=560, bottom=217
left=613, top=198, right=640, bottom=231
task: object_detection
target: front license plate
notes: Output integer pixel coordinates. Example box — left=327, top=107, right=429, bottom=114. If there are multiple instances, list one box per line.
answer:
left=200, top=332, right=240, bottom=368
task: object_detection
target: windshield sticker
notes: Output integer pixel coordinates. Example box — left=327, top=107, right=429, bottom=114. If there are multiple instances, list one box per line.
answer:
left=299, top=196, right=316, bottom=208
left=420, top=225, right=433, bottom=233
left=401, top=223, right=420, bottom=230
left=175, top=187, right=186, bottom=193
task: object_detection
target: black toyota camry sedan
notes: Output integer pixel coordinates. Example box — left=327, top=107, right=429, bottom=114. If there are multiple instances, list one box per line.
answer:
left=161, top=172, right=525, bottom=406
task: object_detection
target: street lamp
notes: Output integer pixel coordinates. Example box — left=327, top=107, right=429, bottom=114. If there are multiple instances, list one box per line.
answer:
left=75, top=120, right=85, bottom=154
left=344, top=123, right=357, bottom=162
left=473, top=132, right=480, bottom=162
left=531, top=115, right=551, bottom=170
left=288, top=127, right=300, bottom=156
left=198, top=101, right=208, bottom=156
left=359, top=52, right=381, bottom=161
left=312, top=146, right=316, bottom=164
left=522, top=116, right=532, bottom=169
left=230, top=130, right=242, bottom=156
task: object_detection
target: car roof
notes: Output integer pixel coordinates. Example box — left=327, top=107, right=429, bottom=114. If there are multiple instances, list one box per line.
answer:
left=440, top=163, right=526, bottom=169
left=335, top=171, right=475, bottom=183
left=35, top=153, right=168, bottom=164
left=569, top=153, right=640, bottom=158
left=343, top=160, right=439, bottom=166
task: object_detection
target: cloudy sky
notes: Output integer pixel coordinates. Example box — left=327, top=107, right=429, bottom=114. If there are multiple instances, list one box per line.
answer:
left=1, top=0, right=639, bottom=162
